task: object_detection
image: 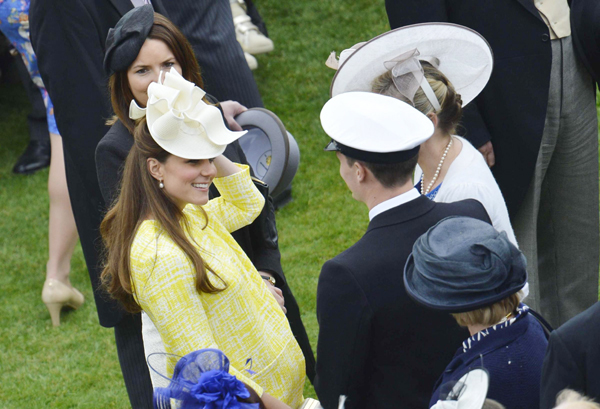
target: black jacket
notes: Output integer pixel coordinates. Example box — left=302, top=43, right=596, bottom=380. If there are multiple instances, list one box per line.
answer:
left=95, top=118, right=316, bottom=381
left=540, top=302, right=600, bottom=408
left=385, top=0, right=554, bottom=216
left=314, top=196, right=491, bottom=409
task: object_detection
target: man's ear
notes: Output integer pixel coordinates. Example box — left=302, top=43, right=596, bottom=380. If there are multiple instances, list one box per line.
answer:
left=147, top=158, right=164, bottom=181
left=354, top=161, right=368, bottom=183
left=426, top=112, right=439, bottom=128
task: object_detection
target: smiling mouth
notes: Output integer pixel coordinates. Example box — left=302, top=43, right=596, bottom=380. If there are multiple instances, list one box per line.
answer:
left=192, top=183, right=210, bottom=189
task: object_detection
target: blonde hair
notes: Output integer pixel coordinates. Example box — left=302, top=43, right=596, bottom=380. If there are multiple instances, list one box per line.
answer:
left=371, top=61, right=463, bottom=134
left=555, top=390, right=600, bottom=409
left=451, top=291, right=523, bottom=327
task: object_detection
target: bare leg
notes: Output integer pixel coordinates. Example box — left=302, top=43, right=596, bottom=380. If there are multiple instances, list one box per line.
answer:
left=46, top=133, right=79, bottom=284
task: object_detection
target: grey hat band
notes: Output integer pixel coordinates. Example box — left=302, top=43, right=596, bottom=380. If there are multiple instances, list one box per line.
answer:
left=325, top=139, right=420, bottom=164
left=404, top=216, right=528, bottom=313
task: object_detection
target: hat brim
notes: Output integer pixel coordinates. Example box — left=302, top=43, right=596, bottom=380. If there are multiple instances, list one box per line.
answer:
left=330, top=23, right=494, bottom=107
left=403, top=252, right=527, bottom=314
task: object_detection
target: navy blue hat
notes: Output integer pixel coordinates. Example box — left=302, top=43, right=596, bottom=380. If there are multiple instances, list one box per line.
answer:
left=104, top=5, right=155, bottom=76
left=403, top=216, right=527, bottom=313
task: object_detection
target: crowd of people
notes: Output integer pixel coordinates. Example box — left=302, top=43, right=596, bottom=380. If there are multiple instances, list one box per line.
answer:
left=2, top=0, right=600, bottom=408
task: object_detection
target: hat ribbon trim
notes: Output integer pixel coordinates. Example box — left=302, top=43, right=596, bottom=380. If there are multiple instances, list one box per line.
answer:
left=384, top=48, right=442, bottom=111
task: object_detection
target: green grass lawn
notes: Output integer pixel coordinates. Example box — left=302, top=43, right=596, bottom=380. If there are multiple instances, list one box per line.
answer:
left=0, top=1, right=599, bottom=407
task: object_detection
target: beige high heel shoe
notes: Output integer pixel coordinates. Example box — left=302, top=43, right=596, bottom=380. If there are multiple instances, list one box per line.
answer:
left=41, top=279, right=84, bottom=326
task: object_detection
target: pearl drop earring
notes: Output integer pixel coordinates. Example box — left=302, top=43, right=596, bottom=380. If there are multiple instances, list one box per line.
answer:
left=159, top=180, right=164, bottom=189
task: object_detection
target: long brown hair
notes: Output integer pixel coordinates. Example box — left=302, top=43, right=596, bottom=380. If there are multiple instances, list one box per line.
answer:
left=107, top=13, right=205, bottom=133
left=100, top=119, right=225, bottom=313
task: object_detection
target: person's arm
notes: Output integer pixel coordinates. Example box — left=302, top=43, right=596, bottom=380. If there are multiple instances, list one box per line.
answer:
left=96, top=128, right=131, bottom=206
left=460, top=103, right=495, bottom=166
left=540, top=331, right=584, bottom=409
left=315, top=260, right=372, bottom=409
left=203, top=161, right=265, bottom=233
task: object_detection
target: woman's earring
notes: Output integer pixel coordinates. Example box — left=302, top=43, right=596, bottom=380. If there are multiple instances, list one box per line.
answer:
left=159, top=180, right=164, bottom=189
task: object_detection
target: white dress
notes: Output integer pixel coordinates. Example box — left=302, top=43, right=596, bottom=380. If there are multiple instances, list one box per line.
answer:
left=414, top=136, right=518, bottom=246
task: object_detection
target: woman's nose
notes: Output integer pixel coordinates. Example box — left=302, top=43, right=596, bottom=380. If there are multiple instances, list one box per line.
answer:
left=201, top=161, right=217, bottom=177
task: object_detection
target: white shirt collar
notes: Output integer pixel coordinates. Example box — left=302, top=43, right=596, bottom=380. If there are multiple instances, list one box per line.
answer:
left=368, top=188, right=421, bottom=221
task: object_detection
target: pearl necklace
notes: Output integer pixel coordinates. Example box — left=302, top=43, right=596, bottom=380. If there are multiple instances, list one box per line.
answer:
left=421, top=137, right=453, bottom=195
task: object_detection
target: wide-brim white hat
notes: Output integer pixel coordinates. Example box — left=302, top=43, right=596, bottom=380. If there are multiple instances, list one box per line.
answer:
left=330, top=23, right=493, bottom=107
left=129, top=68, right=246, bottom=159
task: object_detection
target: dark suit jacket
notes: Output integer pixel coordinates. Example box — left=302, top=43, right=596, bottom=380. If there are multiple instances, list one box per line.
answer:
left=570, top=0, right=600, bottom=83
left=540, top=302, right=600, bottom=408
left=29, top=0, right=169, bottom=327
left=314, top=196, right=491, bottom=409
left=95, top=118, right=316, bottom=381
left=385, top=0, right=554, bottom=216
left=161, top=0, right=263, bottom=108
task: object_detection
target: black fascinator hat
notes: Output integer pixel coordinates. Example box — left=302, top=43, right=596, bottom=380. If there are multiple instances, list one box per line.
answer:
left=104, top=4, right=155, bottom=76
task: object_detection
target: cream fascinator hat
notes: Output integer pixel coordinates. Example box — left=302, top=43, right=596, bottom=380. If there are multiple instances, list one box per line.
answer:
left=327, top=23, right=493, bottom=109
left=129, top=68, right=246, bottom=159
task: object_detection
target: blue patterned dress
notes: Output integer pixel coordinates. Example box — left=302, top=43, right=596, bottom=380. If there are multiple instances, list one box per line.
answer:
left=0, top=0, right=59, bottom=134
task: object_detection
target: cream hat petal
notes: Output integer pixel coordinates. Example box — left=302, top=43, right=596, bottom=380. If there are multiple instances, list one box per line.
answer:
left=129, top=99, right=146, bottom=120
left=133, top=67, right=245, bottom=159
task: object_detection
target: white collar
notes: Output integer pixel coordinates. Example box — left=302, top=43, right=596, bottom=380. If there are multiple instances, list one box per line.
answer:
left=368, top=188, right=420, bottom=221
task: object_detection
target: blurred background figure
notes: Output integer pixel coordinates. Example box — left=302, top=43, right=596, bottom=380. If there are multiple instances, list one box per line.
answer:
left=541, top=302, right=600, bottom=408
left=0, top=32, right=50, bottom=175
left=0, top=0, right=81, bottom=327
left=554, top=390, right=600, bottom=409
left=404, top=216, right=549, bottom=409
left=230, top=0, right=274, bottom=70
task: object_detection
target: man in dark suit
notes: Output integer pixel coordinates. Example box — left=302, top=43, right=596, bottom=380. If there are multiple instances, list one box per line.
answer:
left=540, top=302, right=600, bottom=408
left=315, top=92, right=491, bottom=409
left=160, top=0, right=263, bottom=108
left=384, top=0, right=599, bottom=329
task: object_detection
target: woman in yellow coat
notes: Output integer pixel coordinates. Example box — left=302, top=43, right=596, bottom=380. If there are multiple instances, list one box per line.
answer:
left=100, top=68, right=305, bottom=409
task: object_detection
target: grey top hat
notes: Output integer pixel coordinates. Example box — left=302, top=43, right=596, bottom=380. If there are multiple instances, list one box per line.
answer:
left=104, top=5, right=155, bottom=76
left=403, top=216, right=527, bottom=313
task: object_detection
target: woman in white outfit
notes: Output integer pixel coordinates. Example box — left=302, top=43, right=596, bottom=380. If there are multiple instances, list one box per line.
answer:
left=328, top=23, right=517, bottom=246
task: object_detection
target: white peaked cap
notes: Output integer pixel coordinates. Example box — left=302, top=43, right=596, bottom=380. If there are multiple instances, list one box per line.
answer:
left=330, top=23, right=493, bottom=108
left=321, top=92, right=434, bottom=163
left=129, top=68, right=246, bottom=159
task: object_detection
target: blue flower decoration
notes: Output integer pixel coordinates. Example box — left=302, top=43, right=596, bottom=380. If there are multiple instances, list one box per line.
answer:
left=190, top=370, right=251, bottom=408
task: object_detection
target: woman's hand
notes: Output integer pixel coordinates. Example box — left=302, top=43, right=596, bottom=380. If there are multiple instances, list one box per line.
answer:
left=212, top=155, right=242, bottom=178
left=477, top=140, right=495, bottom=167
left=220, top=100, right=247, bottom=131
left=261, top=393, right=292, bottom=409
left=260, top=271, right=286, bottom=314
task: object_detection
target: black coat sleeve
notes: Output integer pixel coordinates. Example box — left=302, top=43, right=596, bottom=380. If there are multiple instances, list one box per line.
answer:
left=315, top=259, right=372, bottom=409
left=96, top=124, right=131, bottom=206
left=540, top=331, right=585, bottom=409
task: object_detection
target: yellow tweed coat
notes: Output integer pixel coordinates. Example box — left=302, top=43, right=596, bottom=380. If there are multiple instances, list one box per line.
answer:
left=130, top=166, right=305, bottom=407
